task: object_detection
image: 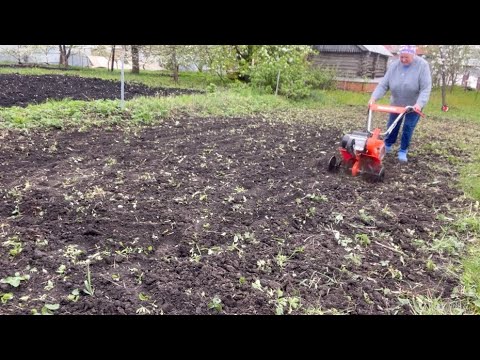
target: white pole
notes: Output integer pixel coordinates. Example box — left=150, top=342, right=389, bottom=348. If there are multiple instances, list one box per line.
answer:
left=275, top=69, right=281, bottom=96
left=120, top=46, right=125, bottom=109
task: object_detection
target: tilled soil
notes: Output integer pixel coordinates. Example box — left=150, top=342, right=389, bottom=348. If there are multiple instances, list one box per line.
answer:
left=0, top=112, right=469, bottom=315
left=0, top=73, right=201, bottom=108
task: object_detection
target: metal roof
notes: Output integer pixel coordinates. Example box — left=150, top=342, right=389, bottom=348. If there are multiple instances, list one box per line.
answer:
left=360, top=45, right=392, bottom=56
left=314, top=45, right=392, bottom=56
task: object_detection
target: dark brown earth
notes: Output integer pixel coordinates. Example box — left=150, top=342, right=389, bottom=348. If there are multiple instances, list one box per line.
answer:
left=0, top=73, right=201, bottom=108
left=0, top=74, right=471, bottom=315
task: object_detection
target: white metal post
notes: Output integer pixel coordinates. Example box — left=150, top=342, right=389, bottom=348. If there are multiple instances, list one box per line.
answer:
left=120, top=45, right=125, bottom=109
left=275, top=70, right=281, bottom=96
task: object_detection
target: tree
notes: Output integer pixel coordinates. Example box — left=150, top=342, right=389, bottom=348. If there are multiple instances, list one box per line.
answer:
left=203, top=45, right=239, bottom=83
left=154, top=46, right=199, bottom=83
left=427, top=45, right=472, bottom=107
left=427, top=45, right=471, bottom=88
left=200, top=45, right=314, bottom=84
left=139, top=45, right=157, bottom=70
left=168, top=46, right=179, bottom=82
left=37, top=45, right=56, bottom=65
left=232, top=45, right=258, bottom=81
left=246, top=46, right=317, bottom=99
left=131, top=45, right=140, bottom=74
left=2, top=45, right=35, bottom=64
left=59, top=45, right=73, bottom=68
left=110, top=45, right=116, bottom=72
left=91, top=45, right=117, bottom=69
left=191, top=46, right=209, bottom=72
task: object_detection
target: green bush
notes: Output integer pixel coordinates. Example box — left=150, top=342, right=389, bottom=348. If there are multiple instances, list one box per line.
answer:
left=307, top=67, right=337, bottom=90
left=249, top=62, right=313, bottom=100
left=249, top=61, right=337, bottom=100
left=206, top=83, right=217, bottom=93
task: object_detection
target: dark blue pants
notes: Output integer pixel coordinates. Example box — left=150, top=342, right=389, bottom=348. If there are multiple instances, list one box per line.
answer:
left=385, top=112, right=420, bottom=152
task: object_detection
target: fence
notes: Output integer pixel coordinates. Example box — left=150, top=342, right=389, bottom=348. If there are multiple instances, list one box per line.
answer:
left=0, top=46, right=93, bottom=67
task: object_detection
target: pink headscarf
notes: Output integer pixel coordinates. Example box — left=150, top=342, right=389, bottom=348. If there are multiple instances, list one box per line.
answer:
left=399, top=45, right=416, bottom=55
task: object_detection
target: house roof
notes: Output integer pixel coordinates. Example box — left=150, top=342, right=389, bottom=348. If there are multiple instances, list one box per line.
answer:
left=383, top=45, right=397, bottom=53
left=360, top=45, right=392, bottom=56
left=314, top=45, right=392, bottom=57
left=383, top=45, right=427, bottom=56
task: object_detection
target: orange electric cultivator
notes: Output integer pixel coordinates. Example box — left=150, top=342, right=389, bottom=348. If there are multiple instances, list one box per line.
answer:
left=327, top=104, right=424, bottom=181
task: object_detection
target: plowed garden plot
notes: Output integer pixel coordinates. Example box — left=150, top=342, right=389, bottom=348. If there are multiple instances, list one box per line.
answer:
left=0, top=113, right=468, bottom=314
left=0, top=73, right=200, bottom=108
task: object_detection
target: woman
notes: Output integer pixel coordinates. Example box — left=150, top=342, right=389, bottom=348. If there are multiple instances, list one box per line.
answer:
left=369, top=45, right=432, bottom=162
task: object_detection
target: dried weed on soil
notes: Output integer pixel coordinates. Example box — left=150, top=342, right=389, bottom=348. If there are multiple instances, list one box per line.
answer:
left=0, top=111, right=469, bottom=314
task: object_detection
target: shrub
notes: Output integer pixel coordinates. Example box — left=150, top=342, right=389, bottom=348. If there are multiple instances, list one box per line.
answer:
left=249, top=61, right=313, bottom=100
left=307, top=67, right=337, bottom=90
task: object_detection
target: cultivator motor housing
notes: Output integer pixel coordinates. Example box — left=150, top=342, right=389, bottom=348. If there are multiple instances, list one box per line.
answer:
left=327, top=104, right=424, bottom=181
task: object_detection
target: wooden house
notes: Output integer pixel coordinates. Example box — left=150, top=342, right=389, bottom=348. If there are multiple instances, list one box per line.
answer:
left=311, top=45, right=393, bottom=92
left=312, top=45, right=392, bottom=78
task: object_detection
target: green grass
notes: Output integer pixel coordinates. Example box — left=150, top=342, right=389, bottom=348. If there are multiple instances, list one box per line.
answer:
left=0, top=87, right=293, bottom=130
left=460, top=155, right=480, bottom=201
left=424, top=87, right=480, bottom=123
left=409, top=294, right=468, bottom=315
left=462, top=247, right=480, bottom=313
left=307, top=87, right=480, bottom=124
